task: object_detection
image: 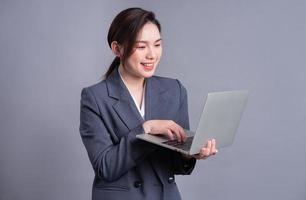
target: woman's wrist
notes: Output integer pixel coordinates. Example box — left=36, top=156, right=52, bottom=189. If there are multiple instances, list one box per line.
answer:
left=142, top=121, right=151, bottom=133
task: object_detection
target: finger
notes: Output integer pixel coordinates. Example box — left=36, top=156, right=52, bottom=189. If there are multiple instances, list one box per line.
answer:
left=178, top=126, right=186, bottom=142
left=169, top=121, right=182, bottom=142
left=170, top=126, right=181, bottom=142
left=206, top=139, right=212, bottom=149
left=166, top=129, right=174, bottom=140
left=174, top=127, right=183, bottom=142
left=203, top=141, right=212, bottom=156
left=211, top=139, right=216, bottom=154
left=173, top=126, right=185, bottom=142
left=175, top=123, right=186, bottom=142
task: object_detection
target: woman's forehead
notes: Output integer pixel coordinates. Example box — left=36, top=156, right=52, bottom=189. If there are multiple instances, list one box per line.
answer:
left=136, top=23, right=161, bottom=42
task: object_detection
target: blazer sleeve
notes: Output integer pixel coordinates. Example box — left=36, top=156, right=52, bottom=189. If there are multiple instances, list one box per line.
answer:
left=79, top=88, right=157, bottom=182
left=172, top=80, right=196, bottom=175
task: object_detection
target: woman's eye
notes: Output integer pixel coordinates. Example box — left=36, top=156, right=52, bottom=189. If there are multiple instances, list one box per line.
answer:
left=137, top=46, right=146, bottom=49
left=155, top=43, right=161, bottom=47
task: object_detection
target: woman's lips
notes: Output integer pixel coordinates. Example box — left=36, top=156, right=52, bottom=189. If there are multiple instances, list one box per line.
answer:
left=141, top=63, right=154, bottom=71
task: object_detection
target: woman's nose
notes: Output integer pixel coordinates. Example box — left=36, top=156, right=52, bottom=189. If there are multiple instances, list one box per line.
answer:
left=146, top=47, right=157, bottom=59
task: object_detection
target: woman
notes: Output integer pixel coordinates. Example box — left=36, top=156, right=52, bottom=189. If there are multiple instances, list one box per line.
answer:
left=80, top=7, right=217, bottom=200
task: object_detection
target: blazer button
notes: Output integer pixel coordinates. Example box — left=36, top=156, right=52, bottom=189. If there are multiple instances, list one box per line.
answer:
left=168, top=177, right=174, bottom=184
left=134, top=181, right=142, bottom=188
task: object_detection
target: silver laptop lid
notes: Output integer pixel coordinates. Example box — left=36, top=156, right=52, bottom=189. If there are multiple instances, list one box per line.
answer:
left=189, top=90, right=249, bottom=154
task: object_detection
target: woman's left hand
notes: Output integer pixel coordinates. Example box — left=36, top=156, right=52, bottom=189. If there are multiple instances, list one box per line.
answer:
left=192, top=138, right=218, bottom=160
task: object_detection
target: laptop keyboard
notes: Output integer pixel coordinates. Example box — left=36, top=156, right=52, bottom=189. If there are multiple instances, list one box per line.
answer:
left=162, top=136, right=194, bottom=151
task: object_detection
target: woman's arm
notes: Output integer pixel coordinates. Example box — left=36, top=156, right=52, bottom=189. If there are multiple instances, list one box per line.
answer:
left=79, top=88, right=157, bottom=182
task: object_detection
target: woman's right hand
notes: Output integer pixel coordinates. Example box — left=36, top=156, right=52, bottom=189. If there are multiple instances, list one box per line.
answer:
left=142, top=120, right=186, bottom=142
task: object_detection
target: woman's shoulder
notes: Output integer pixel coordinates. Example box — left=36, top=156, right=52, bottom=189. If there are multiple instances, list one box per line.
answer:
left=81, top=79, right=108, bottom=97
left=150, top=75, right=187, bottom=93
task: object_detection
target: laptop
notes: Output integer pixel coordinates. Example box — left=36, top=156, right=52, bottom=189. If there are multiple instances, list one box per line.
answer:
left=136, top=90, right=249, bottom=155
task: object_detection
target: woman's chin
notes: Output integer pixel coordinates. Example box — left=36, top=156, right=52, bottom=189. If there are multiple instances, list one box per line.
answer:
left=141, top=70, right=155, bottom=78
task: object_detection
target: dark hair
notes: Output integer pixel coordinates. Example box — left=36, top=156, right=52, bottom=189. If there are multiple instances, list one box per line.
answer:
left=104, top=7, right=161, bottom=78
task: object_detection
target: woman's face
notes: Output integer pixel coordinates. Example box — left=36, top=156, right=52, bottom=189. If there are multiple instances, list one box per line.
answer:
left=122, top=22, right=162, bottom=79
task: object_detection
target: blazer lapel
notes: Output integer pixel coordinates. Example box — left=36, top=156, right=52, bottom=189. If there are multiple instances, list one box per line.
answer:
left=106, top=68, right=144, bottom=131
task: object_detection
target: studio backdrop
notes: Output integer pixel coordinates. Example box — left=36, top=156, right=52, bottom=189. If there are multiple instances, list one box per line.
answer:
left=0, top=0, right=305, bottom=199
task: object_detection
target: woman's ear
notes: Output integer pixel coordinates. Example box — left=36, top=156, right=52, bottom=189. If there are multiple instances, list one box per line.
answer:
left=111, top=41, right=123, bottom=58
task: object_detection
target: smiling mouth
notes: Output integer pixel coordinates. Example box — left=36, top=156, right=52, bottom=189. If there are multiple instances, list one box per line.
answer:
left=141, top=63, right=154, bottom=70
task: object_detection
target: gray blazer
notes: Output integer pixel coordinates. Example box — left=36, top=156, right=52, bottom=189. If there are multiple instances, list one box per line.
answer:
left=79, top=68, right=196, bottom=200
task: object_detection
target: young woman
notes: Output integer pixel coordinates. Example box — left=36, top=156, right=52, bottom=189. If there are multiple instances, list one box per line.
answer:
left=79, top=7, right=217, bottom=200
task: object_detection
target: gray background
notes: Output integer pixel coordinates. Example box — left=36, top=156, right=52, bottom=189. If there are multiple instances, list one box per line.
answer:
left=1, top=0, right=305, bottom=199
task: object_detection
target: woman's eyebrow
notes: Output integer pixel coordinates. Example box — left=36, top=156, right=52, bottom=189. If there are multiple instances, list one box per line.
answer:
left=135, top=38, right=162, bottom=43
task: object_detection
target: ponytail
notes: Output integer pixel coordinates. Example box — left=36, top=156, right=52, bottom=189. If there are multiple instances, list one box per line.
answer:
left=104, top=57, right=120, bottom=78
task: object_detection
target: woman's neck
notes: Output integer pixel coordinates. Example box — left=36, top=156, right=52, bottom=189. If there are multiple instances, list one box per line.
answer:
left=118, top=64, right=145, bottom=92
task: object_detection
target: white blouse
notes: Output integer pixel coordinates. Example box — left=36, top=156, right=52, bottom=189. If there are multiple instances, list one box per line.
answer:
left=119, top=69, right=145, bottom=118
